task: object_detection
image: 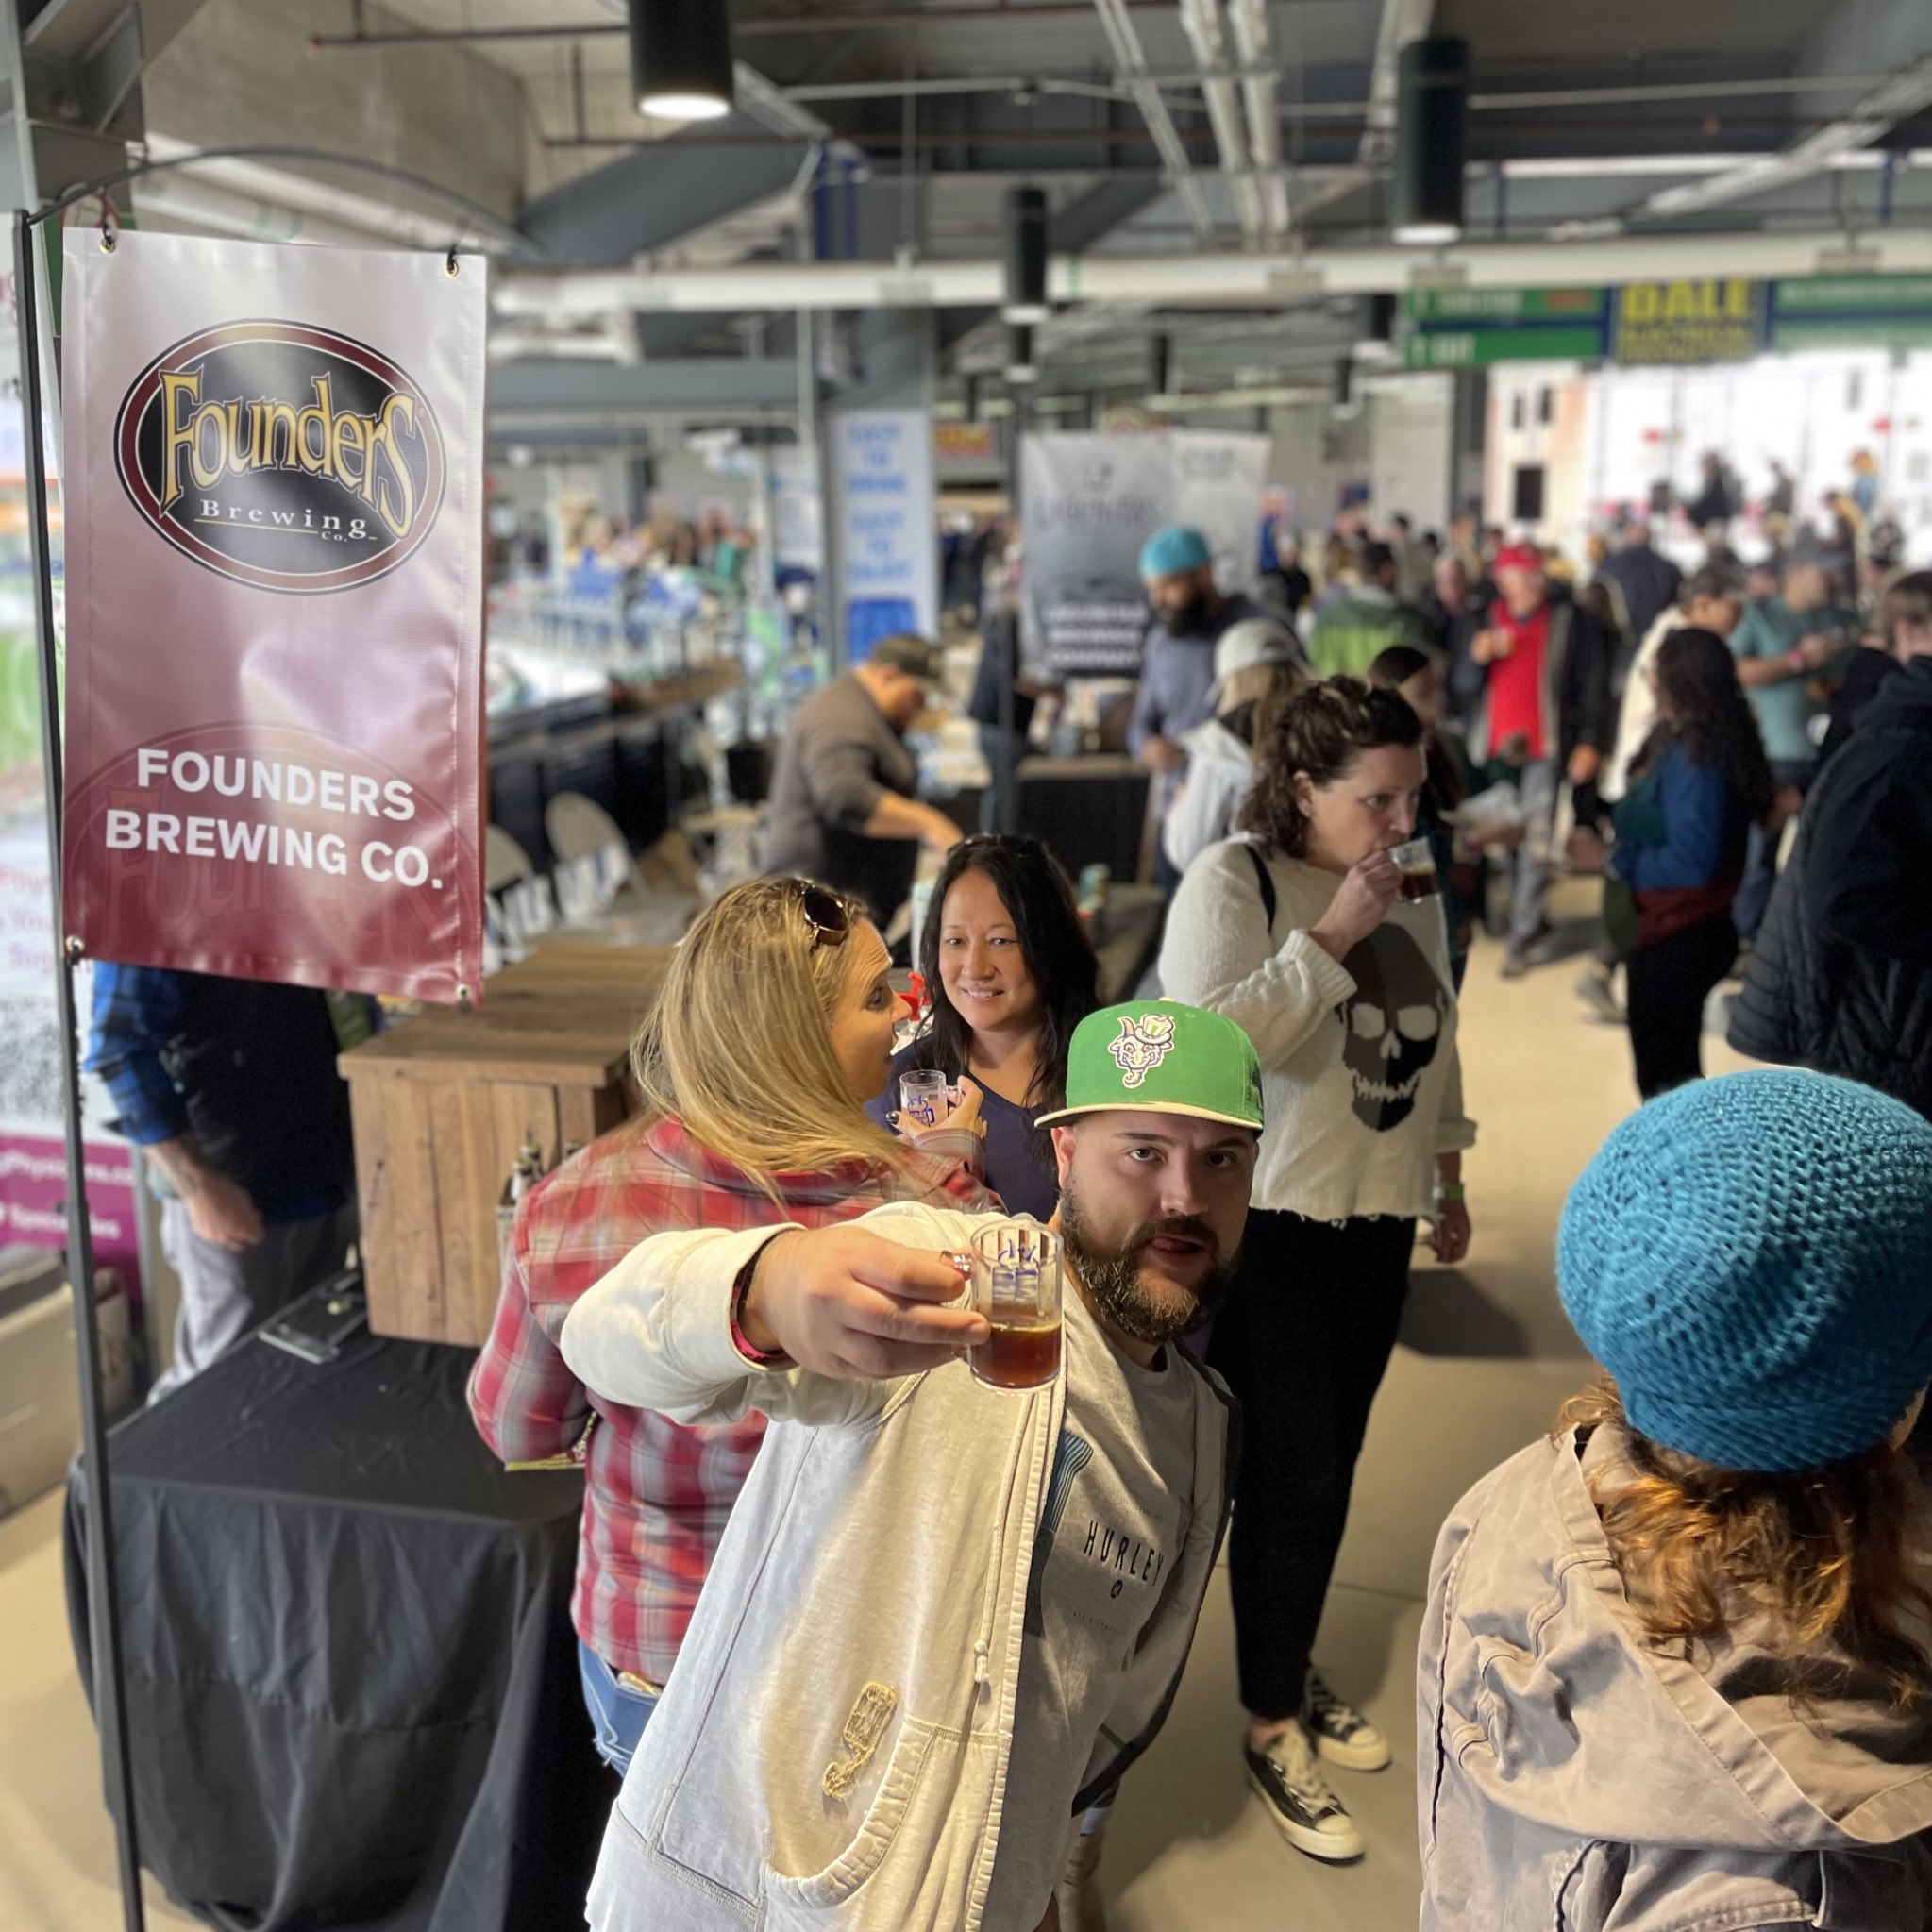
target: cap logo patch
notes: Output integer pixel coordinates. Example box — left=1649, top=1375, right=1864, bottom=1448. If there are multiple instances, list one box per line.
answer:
left=1109, top=1012, right=1176, bottom=1087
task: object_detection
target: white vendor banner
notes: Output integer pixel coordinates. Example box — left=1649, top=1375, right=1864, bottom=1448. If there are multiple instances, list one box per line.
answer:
left=1020, top=429, right=1271, bottom=679
left=832, top=408, right=938, bottom=661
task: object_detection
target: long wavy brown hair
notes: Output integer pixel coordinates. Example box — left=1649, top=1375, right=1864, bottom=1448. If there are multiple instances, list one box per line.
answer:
left=1236, top=676, right=1423, bottom=859
left=1634, top=626, right=1777, bottom=827
left=1559, top=1376, right=1932, bottom=1707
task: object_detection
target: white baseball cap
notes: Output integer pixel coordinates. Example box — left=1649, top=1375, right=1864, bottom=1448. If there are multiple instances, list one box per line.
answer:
left=1211, top=619, right=1300, bottom=702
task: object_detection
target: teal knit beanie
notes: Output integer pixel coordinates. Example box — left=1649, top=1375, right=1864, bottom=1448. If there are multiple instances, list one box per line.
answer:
left=1558, top=1070, right=1932, bottom=1473
left=1138, top=526, right=1212, bottom=579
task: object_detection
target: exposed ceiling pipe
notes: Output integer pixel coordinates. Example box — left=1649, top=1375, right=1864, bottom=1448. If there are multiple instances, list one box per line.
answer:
left=1090, top=0, right=1214, bottom=236
left=129, top=176, right=398, bottom=251
left=1227, top=0, right=1288, bottom=239
left=137, top=132, right=507, bottom=252
left=1288, top=0, right=1436, bottom=231
left=1177, top=0, right=1261, bottom=242
left=490, top=325, right=636, bottom=363
left=1634, top=53, right=1932, bottom=220
left=496, top=224, right=1932, bottom=319
left=1360, top=0, right=1438, bottom=167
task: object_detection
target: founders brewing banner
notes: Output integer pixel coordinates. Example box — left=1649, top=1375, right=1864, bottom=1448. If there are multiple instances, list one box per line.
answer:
left=60, top=231, right=486, bottom=1003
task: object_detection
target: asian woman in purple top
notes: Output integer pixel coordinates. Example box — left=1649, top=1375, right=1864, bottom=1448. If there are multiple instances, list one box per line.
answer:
left=867, top=834, right=1100, bottom=1220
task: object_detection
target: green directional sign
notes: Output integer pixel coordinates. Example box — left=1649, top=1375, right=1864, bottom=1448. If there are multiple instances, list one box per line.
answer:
left=1400, top=324, right=1606, bottom=368
left=1768, top=275, right=1932, bottom=352
left=1398, top=276, right=1932, bottom=368
left=1400, top=287, right=1609, bottom=366
left=1404, top=287, right=1606, bottom=325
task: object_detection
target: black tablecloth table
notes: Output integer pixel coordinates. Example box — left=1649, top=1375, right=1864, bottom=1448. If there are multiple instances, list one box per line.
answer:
left=66, top=1333, right=605, bottom=1932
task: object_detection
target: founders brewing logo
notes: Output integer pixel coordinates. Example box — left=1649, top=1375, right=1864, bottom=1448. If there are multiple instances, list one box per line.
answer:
left=114, top=319, right=445, bottom=595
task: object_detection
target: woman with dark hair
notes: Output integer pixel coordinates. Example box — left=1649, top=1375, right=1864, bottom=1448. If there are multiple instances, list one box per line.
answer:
left=1421, top=1071, right=1932, bottom=1930
left=1160, top=678, right=1477, bottom=1866
left=1369, top=642, right=1482, bottom=988
left=868, top=832, right=1100, bottom=1220
left=1611, top=627, right=1775, bottom=1097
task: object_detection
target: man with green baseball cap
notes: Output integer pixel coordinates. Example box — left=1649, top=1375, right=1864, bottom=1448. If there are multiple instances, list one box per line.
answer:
left=560, top=1000, right=1261, bottom=1932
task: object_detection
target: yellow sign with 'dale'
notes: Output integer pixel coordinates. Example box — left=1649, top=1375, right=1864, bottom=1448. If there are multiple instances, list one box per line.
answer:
left=1615, top=279, right=1764, bottom=364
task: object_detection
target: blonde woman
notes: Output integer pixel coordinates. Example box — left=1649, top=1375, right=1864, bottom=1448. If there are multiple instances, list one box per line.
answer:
left=468, top=877, right=992, bottom=1773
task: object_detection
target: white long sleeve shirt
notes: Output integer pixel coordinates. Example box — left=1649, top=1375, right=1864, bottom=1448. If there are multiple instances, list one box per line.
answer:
left=1158, top=837, right=1476, bottom=1221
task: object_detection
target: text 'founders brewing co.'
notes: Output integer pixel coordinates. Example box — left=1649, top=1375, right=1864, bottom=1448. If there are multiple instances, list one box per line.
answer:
left=112, top=319, right=446, bottom=596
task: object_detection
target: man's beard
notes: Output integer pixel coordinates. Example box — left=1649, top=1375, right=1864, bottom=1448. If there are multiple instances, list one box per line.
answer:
left=1166, top=591, right=1212, bottom=636
left=1060, top=1177, right=1239, bottom=1349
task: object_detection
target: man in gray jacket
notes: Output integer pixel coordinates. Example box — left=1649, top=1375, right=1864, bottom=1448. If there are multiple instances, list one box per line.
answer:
left=561, top=999, right=1258, bottom=1932
left=764, top=633, right=965, bottom=927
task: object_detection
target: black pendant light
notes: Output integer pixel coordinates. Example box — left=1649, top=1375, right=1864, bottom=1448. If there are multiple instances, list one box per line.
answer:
left=630, top=0, right=735, bottom=123
left=1002, top=187, right=1050, bottom=325
left=1392, top=36, right=1468, bottom=245
left=1150, top=332, right=1173, bottom=399
left=1354, top=292, right=1399, bottom=363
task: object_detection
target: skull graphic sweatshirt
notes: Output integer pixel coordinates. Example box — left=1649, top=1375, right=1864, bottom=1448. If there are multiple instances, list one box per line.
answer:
left=1159, top=835, right=1477, bottom=1220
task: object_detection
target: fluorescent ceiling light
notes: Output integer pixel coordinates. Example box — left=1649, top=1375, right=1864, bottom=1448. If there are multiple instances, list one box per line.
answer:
left=640, top=92, right=731, bottom=121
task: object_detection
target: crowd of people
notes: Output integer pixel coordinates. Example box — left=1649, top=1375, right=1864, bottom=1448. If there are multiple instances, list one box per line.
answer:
left=455, top=475, right=1932, bottom=1932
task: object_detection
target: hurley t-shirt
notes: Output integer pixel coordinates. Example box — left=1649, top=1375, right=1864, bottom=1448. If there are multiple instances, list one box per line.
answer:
left=982, top=1288, right=1202, bottom=1927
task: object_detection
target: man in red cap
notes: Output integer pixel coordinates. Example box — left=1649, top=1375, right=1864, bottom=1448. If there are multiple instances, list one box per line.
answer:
left=1450, top=544, right=1614, bottom=977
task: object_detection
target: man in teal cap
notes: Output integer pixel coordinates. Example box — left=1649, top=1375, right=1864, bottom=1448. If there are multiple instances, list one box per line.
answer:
left=562, top=1000, right=1261, bottom=1932
left=1129, top=525, right=1267, bottom=800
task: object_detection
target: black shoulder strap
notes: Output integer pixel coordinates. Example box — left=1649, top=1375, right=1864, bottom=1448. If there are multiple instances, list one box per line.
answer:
left=1243, top=840, right=1277, bottom=935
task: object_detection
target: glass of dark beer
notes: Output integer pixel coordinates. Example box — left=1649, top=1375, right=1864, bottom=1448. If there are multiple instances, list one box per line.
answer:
left=1389, top=837, right=1438, bottom=902
left=968, top=1218, right=1062, bottom=1391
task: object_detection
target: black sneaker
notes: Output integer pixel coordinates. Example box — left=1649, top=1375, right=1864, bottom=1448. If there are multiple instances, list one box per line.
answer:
left=1243, top=1723, right=1365, bottom=1862
left=1302, top=1667, right=1391, bottom=1772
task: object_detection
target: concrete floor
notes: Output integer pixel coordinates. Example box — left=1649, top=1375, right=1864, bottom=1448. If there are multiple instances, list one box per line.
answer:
left=0, top=882, right=1750, bottom=1930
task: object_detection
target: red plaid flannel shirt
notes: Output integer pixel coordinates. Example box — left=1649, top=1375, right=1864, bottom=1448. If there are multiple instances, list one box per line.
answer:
left=467, top=1117, right=992, bottom=1685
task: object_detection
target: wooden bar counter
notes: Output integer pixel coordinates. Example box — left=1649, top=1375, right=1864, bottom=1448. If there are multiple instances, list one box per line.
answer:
left=341, top=944, right=670, bottom=1345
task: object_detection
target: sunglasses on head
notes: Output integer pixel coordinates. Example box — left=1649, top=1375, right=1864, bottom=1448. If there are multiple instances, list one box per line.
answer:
left=795, top=881, right=852, bottom=950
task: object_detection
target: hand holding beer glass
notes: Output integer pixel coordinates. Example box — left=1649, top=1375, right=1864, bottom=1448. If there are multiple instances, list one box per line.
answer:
left=1386, top=837, right=1439, bottom=902
left=968, top=1218, right=1062, bottom=1391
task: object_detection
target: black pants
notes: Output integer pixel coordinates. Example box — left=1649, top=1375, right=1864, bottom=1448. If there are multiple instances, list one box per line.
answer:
left=1626, top=912, right=1736, bottom=1099
left=1208, top=1210, right=1416, bottom=1722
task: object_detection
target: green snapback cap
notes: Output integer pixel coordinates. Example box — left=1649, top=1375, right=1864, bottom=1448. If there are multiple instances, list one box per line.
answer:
left=1034, top=999, right=1264, bottom=1133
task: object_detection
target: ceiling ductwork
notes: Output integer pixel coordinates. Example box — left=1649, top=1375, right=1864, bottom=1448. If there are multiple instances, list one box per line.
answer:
left=1177, top=0, right=1261, bottom=243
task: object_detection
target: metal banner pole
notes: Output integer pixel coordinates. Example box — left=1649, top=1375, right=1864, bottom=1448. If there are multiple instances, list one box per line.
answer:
left=995, top=398, right=1027, bottom=833
left=12, top=207, right=148, bottom=1932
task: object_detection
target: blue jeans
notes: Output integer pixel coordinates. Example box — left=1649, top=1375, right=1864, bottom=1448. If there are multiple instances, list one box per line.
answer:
left=1506, top=757, right=1562, bottom=954
left=579, top=1639, right=659, bottom=1777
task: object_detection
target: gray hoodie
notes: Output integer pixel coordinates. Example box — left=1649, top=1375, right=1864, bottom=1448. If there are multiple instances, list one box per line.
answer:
left=1419, top=1424, right=1932, bottom=1931
left=1160, top=715, right=1254, bottom=875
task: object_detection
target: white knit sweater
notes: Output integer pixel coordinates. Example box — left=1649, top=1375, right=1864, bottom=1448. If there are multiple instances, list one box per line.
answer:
left=1158, top=837, right=1477, bottom=1220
